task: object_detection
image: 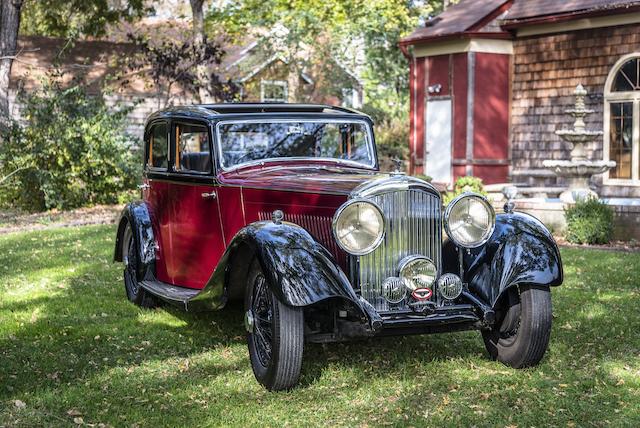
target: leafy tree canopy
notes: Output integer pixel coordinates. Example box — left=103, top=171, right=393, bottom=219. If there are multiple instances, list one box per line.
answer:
left=20, top=0, right=149, bottom=38
left=208, top=0, right=446, bottom=115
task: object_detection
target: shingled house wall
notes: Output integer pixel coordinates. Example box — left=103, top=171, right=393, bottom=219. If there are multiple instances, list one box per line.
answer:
left=510, top=23, right=640, bottom=197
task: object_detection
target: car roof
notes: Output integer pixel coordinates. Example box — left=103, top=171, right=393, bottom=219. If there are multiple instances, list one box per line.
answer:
left=145, top=103, right=370, bottom=125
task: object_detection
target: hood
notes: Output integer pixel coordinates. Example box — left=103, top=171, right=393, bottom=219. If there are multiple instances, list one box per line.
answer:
left=219, top=164, right=383, bottom=196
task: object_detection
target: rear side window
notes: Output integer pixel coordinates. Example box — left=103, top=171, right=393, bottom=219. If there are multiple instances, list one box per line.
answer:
left=175, top=123, right=211, bottom=173
left=148, top=123, right=168, bottom=169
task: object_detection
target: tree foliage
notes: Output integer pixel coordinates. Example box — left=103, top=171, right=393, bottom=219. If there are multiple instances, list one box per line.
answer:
left=20, top=0, right=149, bottom=38
left=0, top=71, right=139, bottom=211
left=124, top=33, right=239, bottom=108
left=208, top=0, right=445, bottom=115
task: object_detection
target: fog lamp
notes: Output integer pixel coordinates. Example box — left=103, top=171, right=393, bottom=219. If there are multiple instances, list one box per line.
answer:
left=381, top=277, right=407, bottom=304
left=437, top=273, right=463, bottom=300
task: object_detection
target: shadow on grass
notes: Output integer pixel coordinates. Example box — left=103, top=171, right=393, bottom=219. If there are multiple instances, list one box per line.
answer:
left=2, top=231, right=640, bottom=426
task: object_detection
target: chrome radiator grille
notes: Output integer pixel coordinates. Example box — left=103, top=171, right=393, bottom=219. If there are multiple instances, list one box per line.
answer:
left=358, top=189, right=442, bottom=312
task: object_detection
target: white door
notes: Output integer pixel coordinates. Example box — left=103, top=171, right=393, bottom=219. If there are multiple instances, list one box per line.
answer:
left=425, top=99, right=452, bottom=184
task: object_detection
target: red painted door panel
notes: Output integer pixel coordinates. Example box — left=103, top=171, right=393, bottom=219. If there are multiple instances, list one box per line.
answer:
left=145, top=178, right=172, bottom=284
left=163, top=182, right=225, bottom=289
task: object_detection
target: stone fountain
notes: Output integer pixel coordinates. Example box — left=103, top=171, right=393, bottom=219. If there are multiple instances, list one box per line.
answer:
left=543, top=84, right=616, bottom=203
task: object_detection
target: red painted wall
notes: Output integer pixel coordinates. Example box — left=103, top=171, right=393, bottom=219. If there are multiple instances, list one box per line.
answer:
left=452, top=53, right=468, bottom=180
left=473, top=52, right=510, bottom=184
left=408, top=49, right=511, bottom=186
left=427, top=55, right=450, bottom=96
left=413, top=58, right=426, bottom=175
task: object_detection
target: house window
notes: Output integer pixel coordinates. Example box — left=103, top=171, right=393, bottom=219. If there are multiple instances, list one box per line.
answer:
left=605, top=54, right=640, bottom=183
left=341, top=88, right=362, bottom=109
left=261, top=80, right=288, bottom=102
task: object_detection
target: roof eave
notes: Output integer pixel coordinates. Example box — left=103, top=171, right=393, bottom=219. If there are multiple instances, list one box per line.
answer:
left=501, top=4, right=640, bottom=29
left=399, top=31, right=512, bottom=47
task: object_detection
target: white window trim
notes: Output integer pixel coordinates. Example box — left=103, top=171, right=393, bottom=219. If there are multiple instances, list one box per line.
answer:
left=260, top=80, right=288, bottom=102
left=603, top=53, right=640, bottom=186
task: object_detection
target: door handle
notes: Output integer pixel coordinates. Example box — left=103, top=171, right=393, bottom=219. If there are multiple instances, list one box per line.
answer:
left=201, top=192, right=217, bottom=200
left=137, top=184, right=150, bottom=190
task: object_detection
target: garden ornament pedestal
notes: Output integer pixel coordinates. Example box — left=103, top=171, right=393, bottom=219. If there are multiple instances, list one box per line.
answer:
left=542, top=84, right=615, bottom=203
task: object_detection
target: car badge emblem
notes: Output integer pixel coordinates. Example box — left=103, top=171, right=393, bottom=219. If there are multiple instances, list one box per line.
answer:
left=272, top=209, right=284, bottom=224
left=411, top=288, right=432, bottom=301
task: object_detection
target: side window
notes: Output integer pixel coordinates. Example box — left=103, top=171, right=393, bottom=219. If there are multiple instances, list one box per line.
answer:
left=148, top=123, right=168, bottom=169
left=175, top=123, right=212, bottom=173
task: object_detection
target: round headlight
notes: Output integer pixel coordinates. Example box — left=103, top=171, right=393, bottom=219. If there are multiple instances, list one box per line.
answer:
left=399, top=256, right=437, bottom=291
left=444, top=193, right=495, bottom=248
left=333, top=199, right=385, bottom=255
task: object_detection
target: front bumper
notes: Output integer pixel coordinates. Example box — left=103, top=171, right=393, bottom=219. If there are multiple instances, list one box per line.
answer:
left=307, top=290, right=496, bottom=343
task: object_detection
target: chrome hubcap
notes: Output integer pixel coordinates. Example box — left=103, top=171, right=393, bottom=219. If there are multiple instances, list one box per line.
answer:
left=244, top=310, right=255, bottom=333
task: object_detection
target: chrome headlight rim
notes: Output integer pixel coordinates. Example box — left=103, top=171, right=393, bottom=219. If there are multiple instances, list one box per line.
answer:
left=398, top=255, right=438, bottom=291
left=444, top=192, right=496, bottom=249
left=332, top=198, right=386, bottom=256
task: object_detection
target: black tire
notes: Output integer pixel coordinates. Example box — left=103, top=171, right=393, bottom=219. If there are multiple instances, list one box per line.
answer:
left=245, top=262, right=304, bottom=391
left=122, top=222, right=157, bottom=308
left=482, top=284, right=552, bottom=368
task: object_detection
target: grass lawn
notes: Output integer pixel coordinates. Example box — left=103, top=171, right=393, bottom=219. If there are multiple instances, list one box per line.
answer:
left=1, top=225, right=639, bottom=427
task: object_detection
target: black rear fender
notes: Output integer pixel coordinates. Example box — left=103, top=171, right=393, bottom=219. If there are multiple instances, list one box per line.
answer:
left=113, top=201, right=156, bottom=272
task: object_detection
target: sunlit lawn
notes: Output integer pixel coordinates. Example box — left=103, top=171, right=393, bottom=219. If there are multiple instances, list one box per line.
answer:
left=1, top=225, right=639, bottom=427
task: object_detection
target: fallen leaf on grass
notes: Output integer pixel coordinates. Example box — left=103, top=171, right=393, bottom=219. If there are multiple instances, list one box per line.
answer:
left=13, top=399, right=26, bottom=409
left=67, top=409, right=83, bottom=416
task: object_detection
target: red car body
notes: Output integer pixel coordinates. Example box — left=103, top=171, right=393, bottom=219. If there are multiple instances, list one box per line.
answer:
left=148, top=163, right=371, bottom=289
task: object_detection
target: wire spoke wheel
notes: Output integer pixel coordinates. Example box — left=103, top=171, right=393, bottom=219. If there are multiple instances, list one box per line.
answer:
left=251, top=274, right=273, bottom=368
left=245, top=262, right=304, bottom=391
left=124, top=231, right=140, bottom=296
left=121, top=222, right=157, bottom=308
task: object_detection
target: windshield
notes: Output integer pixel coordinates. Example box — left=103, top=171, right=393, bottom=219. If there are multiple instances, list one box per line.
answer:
left=217, top=120, right=375, bottom=169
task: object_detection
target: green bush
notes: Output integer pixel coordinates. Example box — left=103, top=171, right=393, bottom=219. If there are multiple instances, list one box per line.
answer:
left=444, top=176, right=487, bottom=205
left=0, top=73, right=139, bottom=211
left=374, top=115, right=409, bottom=172
left=564, top=197, right=614, bottom=245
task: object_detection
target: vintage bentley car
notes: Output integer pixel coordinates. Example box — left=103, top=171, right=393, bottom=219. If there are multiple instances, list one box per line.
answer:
left=114, top=103, right=563, bottom=390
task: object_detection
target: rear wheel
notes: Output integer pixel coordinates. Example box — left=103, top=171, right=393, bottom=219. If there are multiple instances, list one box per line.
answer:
left=122, top=223, right=157, bottom=308
left=245, top=263, right=304, bottom=391
left=482, top=284, right=552, bottom=368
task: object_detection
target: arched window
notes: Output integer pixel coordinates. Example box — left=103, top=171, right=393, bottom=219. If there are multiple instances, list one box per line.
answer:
left=604, top=54, right=640, bottom=183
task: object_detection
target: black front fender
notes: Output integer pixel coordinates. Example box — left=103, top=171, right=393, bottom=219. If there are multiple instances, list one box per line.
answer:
left=190, top=220, right=382, bottom=329
left=444, top=212, right=563, bottom=309
left=113, top=201, right=156, bottom=270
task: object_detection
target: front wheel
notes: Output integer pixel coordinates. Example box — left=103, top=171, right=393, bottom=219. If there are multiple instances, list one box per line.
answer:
left=482, top=284, right=552, bottom=368
left=245, top=263, right=304, bottom=391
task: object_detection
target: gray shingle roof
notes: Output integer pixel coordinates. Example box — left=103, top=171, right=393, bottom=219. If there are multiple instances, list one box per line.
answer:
left=504, top=0, right=640, bottom=23
left=401, top=0, right=509, bottom=44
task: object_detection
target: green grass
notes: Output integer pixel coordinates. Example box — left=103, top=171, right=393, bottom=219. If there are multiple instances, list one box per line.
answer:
left=1, top=225, right=639, bottom=427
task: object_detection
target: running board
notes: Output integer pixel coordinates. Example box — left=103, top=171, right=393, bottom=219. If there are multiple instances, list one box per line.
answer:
left=139, top=280, right=200, bottom=309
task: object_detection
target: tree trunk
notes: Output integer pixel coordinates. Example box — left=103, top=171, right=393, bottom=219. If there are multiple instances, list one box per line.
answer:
left=0, top=0, right=24, bottom=133
left=189, top=0, right=209, bottom=104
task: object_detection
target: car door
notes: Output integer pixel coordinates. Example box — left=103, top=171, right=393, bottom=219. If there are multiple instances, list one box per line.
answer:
left=163, top=119, right=225, bottom=289
left=143, top=121, right=173, bottom=285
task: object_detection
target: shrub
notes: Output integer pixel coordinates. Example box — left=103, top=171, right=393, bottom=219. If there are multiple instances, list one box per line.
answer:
left=564, top=197, right=614, bottom=245
left=0, top=73, right=139, bottom=211
left=374, top=115, right=409, bottom=172
left=444, top=176, right=487, bottom=205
